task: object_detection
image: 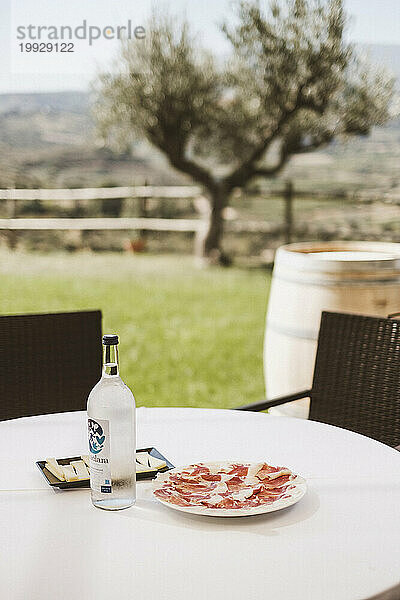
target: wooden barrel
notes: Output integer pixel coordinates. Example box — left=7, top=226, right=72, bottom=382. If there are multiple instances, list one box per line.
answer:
left=265, top=241, right=400, bottom=418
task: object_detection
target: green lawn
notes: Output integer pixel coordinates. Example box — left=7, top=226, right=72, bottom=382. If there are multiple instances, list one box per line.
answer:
left=0, top=250, right=270, bottom=409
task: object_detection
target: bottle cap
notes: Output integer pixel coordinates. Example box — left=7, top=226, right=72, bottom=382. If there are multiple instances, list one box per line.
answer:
left=102, top=334, right=119, bottom=346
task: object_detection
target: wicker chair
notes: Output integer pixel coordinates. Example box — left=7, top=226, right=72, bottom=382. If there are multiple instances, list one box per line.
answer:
left=0, top=310, right=102, bottom=421
left=237, top=311, right=400, bottom=448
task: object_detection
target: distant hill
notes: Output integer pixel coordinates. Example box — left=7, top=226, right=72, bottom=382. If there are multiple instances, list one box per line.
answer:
left=0, top=91, right=89, bottom=115
left=0, top=91, right=185, bottom=188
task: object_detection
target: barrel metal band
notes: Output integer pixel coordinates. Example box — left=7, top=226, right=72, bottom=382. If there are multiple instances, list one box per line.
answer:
left=273, top=274, right=400, bottom=287
left=267, top=320, right=318, bottom=341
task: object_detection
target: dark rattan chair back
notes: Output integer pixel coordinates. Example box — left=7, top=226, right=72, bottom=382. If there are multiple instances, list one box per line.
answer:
left=310, top=311, right=400, bottom=447
left=0, top=310, right=102, bottom=421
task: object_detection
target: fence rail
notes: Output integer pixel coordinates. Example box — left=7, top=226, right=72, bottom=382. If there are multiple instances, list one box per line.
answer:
left=2, top=185, right=399, bottom=202
left=0, top=217, right=205, bottom=232
left=0, top=186, right=201, bottom=201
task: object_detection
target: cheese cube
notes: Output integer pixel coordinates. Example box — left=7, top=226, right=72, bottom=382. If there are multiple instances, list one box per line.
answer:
left=81, top=455, right=90, bottom=469
left=148, top=455, right=167, bottom=470
left=135, top=452, right=150, bottom=467
left=61, top=464, right=79, bottom=482
left=70, top=460, right=89, bottom=480
left=45, top=458, right=65, bottom=481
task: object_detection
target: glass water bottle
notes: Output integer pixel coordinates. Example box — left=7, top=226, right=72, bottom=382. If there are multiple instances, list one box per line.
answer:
left=87, top=334, right=136, bottom=510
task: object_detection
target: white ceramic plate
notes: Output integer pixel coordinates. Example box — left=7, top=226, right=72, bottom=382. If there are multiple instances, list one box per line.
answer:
left=153, top=462, right=307, bottom=517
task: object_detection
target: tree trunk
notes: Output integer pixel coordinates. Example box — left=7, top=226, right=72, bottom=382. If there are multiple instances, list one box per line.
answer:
left=198, top=188, right=231, bottom=266
left=204, top=203, right=224, bottom=253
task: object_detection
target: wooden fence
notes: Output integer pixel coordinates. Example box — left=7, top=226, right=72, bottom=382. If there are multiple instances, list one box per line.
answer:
left=0, top=185, right=283, bottom=248
left=1, top=183, right=399, bottom=253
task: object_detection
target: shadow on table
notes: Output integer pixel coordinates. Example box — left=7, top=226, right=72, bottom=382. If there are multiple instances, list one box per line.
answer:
left=119, top=485, right=320, bottom=537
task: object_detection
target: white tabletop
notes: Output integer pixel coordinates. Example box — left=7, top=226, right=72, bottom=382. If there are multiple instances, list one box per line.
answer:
left=0, top=408, right=399, bottom=600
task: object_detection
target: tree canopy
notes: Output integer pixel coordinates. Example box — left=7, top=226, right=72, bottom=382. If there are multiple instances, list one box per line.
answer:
left=94, top=0, right=394, bottom=260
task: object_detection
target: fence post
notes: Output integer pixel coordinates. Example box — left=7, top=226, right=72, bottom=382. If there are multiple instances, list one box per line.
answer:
left=139, top=180, right=149, bottom=244
left=284, top=180, right=294, bottom=244
left=6, top=188, right=18, bottom=250
left=193, top=195, right=210, bottom=261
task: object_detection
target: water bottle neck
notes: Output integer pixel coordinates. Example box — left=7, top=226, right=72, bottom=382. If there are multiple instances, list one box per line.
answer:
left=102, top=344, right=119, bottom=377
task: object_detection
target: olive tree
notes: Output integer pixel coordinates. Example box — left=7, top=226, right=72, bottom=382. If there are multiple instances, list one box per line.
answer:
left=94, top=0, right=394, bottom=263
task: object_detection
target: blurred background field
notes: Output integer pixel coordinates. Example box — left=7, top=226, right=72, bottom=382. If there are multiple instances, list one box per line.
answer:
left=0, top=250, right=268, bottom=408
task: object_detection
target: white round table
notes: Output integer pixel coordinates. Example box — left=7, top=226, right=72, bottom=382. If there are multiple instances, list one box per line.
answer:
left=0, top=408, right=399, bottom=600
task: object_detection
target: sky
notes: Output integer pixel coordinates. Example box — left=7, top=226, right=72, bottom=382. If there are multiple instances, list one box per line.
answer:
left=0, top=0, right=399, bottom=94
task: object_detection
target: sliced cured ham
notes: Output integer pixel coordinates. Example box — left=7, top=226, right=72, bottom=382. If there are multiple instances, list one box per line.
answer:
left=153, top=461, right=299, bottom=512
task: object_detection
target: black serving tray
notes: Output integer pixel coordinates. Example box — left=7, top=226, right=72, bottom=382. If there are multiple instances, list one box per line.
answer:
left=36, top=447, right=174, bottom=490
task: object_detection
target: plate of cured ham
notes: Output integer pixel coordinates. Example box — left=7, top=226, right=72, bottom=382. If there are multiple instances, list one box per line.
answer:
left=153, top=461, right=306, bottom=517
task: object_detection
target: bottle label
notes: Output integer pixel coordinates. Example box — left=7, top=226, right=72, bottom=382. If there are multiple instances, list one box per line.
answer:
left=88, top=417, right=112, bottom=493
